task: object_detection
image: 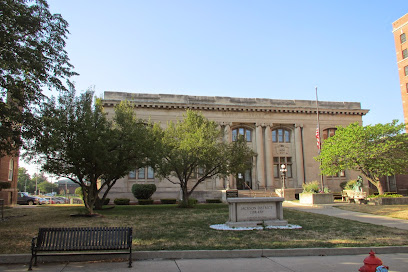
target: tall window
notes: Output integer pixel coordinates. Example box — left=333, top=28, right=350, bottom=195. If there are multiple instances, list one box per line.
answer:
left=405, top=66, right=408, bottom=76
left=403, top=49, right=408, bottom=59
left=401, top=33, right=406, bottom=43
left=8, top=159, right=14, bottom=181
left=272, top=128, right=291, bottom=143
left=323, top=128, right=337, bottom=140
left=232, top=127, right=252, bottom=142
left=129, top=167, right=155, bottom=180
left=273, top=157, right=292, bottom=178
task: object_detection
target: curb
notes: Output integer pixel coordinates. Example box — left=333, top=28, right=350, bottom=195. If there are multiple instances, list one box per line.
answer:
left=2, top=246, right=408, bottom=265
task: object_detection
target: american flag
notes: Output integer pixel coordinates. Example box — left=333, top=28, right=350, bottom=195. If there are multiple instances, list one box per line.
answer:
left=316, top=126, right=321, bottom=150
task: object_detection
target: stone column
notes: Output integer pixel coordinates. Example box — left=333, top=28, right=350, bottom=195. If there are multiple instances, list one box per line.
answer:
left=265, top=125, right=273, bottom=189
left=224, top=124, right=233, bottom=189
left=256, top=124, right=265, bottom=189
left=295, top=125, right=305, bottom=187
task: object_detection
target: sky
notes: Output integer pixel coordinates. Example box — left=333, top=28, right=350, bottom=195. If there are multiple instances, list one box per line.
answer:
left=21, top=0, right=407, bottom=175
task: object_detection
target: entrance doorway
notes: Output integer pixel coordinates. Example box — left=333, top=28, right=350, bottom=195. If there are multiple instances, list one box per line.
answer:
left=236, top=169, right=252, bottom=190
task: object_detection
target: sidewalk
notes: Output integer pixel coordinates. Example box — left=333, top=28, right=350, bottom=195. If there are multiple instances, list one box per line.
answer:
left=1, top=253, right=407, bottom=272
left=282, top=201, right=408, bottom=230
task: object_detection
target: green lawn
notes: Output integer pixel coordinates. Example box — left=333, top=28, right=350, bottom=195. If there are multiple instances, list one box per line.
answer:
left=1, top=203, right=407, bottom=254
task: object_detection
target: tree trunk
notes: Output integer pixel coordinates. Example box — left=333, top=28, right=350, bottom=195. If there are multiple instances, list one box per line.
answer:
left=180, top=184, right=190, bottom=207
left=376, top=179, right=385, bottom=195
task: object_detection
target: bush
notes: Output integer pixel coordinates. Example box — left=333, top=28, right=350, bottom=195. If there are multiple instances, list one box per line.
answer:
left=344, top=180, right=357, bottom=190
left=302, top=181, right=320, bottom=193
left=131, top=184, right=157, bottom=200
left=103, top=198, right=110, bottom=205
left=75, top=187, right=82, bottom=197
left=138, top=199, right=154, bottom=205
left=339, top=181, right=347, bottom=190
left=160, top=198, right=177, bottom=204
left=368, top=193, right=403, bottom=199
left=178, top=198, right=198, bottom=208
left=114, top=198, right=130, bottom=205
left=206, top=199, right=222, bottom=203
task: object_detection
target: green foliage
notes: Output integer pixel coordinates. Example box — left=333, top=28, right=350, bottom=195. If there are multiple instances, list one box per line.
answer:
left=339, top=181, right=348, bottom=190
left=368, top=193, right=403, bottom=199
left=27, top=89, right=157, bottom=214
left=160, top=198, right=177, bottom=204
left=114, top=198, right=130, bottom=205
left=138, top=199, right=154, bottom=205
left=323, top=187, right=330, bottom=193
left=316, top=120, right=408, bottom=195
left=344, top=180, right=357, bottom=190
left=302, top=181, right=320, bottom=193
left=205, top=199, right=222, bottom=203
left=37, top=180, right=58, bottom=194
left=153, top=110, right=255, bottom=207
left=17, top=167, right=34, bottom=193
left=0, top=0, right=77, bottom=156
left=131, top=184, right=157, bottom=200
left=75, top=187, right=82, bottom=197
left=0, top=182, right=11, bottom=190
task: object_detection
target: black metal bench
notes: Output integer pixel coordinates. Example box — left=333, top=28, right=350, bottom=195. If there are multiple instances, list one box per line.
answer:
left=29, top=227, right=132, bottom=270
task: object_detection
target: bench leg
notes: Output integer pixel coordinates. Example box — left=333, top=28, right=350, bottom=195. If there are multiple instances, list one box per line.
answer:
left=28, top=254, right=35, bottom=271
left=129, top=249, right=132, bottom=268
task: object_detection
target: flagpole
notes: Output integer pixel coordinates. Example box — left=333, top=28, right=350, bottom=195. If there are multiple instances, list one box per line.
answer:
left=315, top=87, right=324, bottom=190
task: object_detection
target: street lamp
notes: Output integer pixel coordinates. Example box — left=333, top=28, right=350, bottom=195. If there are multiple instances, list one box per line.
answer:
left=280, top=164, right=287, bottom=194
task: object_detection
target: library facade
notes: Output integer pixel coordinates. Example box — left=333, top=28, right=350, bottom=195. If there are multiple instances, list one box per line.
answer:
left=102, top=92, right=369, bottom=201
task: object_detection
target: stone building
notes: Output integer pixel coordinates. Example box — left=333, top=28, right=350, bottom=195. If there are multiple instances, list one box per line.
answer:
left=102, top=91, right=369, bottom=202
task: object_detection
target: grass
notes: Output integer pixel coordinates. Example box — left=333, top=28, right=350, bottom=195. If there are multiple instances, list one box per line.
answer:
left=335, top=204, right=408, bottom=220
left=1, top=203, right=408, bottom=254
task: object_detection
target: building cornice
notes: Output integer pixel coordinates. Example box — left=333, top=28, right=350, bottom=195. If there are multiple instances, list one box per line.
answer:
left=102, top=92, right=369, bottom=116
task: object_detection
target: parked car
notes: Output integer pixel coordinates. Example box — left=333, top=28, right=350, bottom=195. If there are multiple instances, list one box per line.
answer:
left=33, top=196, right=48, bottom=205
left=43, top=197, right=57, bottom=204
left=54, top=197, right=69, bottom=204
left=17, top=192, right=38, bottom=205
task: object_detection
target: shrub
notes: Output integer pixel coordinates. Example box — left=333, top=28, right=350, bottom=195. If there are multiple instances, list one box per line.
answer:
left=178, top=198, right=198, bottom=208
left=0, top=181, right=11, bottom=191
left=75, top=187, right=82, bottom=197
left=344, top=180, right=357, bottom=190
left=160, top=198, right=177, bottom=204
left=339, top=181, right=347, bottom=190
left=302, top=181, right=320, bottom=193
left=103, top=198, right=110, bottom=205
left=138, top=199, right=154, bottom=205
left=206, top=199, right=222, bottom=203
left=131, top=184, right=157, bottom=200
left=114, top=198, right=130, bottom=205
left=368, top=193, right=403, bottom=199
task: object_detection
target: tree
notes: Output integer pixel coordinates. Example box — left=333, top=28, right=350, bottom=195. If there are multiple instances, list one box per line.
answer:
left=37, top=180, right=57, bottom=194
left=0, top=0, right=77, bottom=156
left=27, top=89, right=156, bottom=214
left=316, top=120, right=408, bottom=195
left=153, top=110, right=255, bottom=207
left=17, top=167, right=34, bottom=193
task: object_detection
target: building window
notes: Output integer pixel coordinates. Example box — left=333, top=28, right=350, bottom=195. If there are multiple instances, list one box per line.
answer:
left=401, top=33, right=407, bottom=44
left=405, top=66, right=408, bottom=76
left=129, top=170, right=136, bottom=179
left=273, top=157, right=292, bottom=178
left=232, top=127, right=252, bottom=142
left=138, top=168, right=145, bottom=179
left=330, top=170, right=346, bottom=178
left=406, top=83, right=408, bottom=93
left=147, top=167, right=154, bottom=179
left=272, top=128, right=291, bottom=143
left=403, top=49, right=408, bottom=59
left=8, top=159, right=14, bottom=181
left=323, top=128, right=337, bottom=140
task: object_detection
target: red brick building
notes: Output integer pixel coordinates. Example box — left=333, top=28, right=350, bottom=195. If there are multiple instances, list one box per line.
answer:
left=0, top=155, right=18, bottom=205
left=392, top=13, right=408, bottom=128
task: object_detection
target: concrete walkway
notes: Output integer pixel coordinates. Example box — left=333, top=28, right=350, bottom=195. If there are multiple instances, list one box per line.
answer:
left=1, top=253, right=407, bottom=272
left=282, top=202, right=408, bottom=230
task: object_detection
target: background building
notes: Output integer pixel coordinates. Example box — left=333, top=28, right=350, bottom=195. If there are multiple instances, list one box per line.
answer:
left=392, top=13, right=408, bottom=128
left=0, top=155, right=18, bottom=205
left=102, top=92, right=368, bottom=202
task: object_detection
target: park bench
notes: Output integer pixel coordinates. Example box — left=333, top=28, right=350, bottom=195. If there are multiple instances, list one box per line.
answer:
left=29, top=227, right=132, bottom=270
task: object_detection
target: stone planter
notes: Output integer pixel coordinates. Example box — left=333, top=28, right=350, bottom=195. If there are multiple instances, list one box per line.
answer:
left=299, top=193, right=333, bottom=205
left=369, top=197, right=408, bottom=205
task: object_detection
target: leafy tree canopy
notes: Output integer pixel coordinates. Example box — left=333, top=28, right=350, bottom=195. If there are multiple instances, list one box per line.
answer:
left=153, top=110, right=255, bottom=207
left=316, top=120, right=408, bottom=194
left=1, top=0, right=77, bottom=156
left=26, top=89, right=157, bottom=214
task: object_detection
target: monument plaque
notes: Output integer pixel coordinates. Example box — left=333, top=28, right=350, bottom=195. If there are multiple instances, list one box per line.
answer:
left=226, top=197, right=288, bottom=228
left=226, top=189, right=238, bottom=198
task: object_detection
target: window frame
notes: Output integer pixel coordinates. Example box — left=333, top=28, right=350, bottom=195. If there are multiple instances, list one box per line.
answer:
left=401, top=33, right=407, bottom=44
left=8, top=159, right=14, bottom=181
left=403, top=49, right=408, bottom=59
left=273, top=156, right=293, bottom=178
left=232, top=127, right=252, bottom=142
left=405, top=66, right=408, bottom=76
left=272, top=128, right=291, bottom=143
